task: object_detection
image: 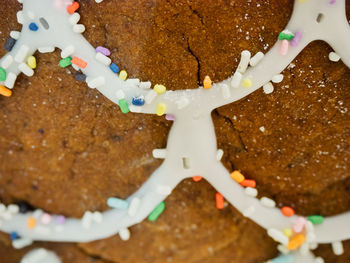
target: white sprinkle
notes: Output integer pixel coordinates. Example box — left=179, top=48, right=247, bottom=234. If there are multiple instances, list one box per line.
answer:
left=176, top=97, right=190, bottom=109
left=309, top=242, right=318, bottom=250
left=0, top=204, right=6, bottom=213
left=260, top=197, right=276, bottom=207
left=267, top=228, right=289, bottom=246
left=82, top=211, right=93, bottom=229
left=72, top=63, right=80, bottom=71
left=128, top=197, right=141, bottom=217
left=314, top=257, right=324, bottom=263
left=129, top=105, right=142, bottom=113
left=33, top=209, right=43, bottom=219
left=10, top=31, right=20, bottom=40
left=1, top=55, right=13, bottom=69
left=8, top=204, right=19, bottom=214
left=115, top=90, right=125, bottom=100
left=5, top=73, right=17, bottom=89
left=156, top=185, right=172, bottom=195
left=249, top=51, right=264, bottom=67
left=27, top=11, right=35, bottom=19
left=300, top=243, right=310, bottom=255
left=277, top=244, right=290, bottom=254
left=243, top=206, right=255, bottom=217
left=329, top=52, right=340, bottom=62
left=139, top=81, right=152, bottom=89
left=92, top=211, right=103, bottom=223
left=263, top=82, right=274, bottom=94
left=237, top=50, right=251, bottom=73
left=87, top=76, right=105, bottom=89
left=14, top=45, right=29, bottom=63
left=38, top=46, right=55, bottom=53
left=16, top=11, right=25, bottom=24
left=259, top=126, right=265, bottom=132
left=152, top=149, right=167, bottom=159
left=216, top=149, right=224, bottom=161
left=145, top=89, right=157, bottom=104
left=18, top=63, right=34, bottom=77
left=73, top=24, right=85, bottom=33
left=95, top=0, right=104, bottom=3
left=119, top=228, right=130, bottom=241
left=332, top=241, right=344, bottom=255
left=271, top=74, right=284, bottom=83
left=69, top=13, right=81, bottom=25
left=96, top=52, right=111, bottom=66
left=230, top=71, right=242, bottom=88
left=61, top=45, right=75, bottom=58
left=221, top=84, right=230, bottom=99
left=12, top=238, right=33, bottom=249
left=245, top=187, right=258, bottom=197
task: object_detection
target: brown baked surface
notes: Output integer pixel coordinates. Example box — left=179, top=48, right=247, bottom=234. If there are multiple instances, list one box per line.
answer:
left=0, top=0, right=349, bottom=262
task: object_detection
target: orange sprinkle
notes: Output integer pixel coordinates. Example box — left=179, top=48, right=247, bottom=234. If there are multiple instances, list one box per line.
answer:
left=230, top=170, right=245, bottom=183
left=203, top=76, right=212, bottom=89
left=287, top=233, right=305, bottom=250
left=240, top=179, right=256, bottom=188
left=67, top=2, right=80, bottom=14
left=27, top=217, right=36, bottom=229
left=0, top=85, right=12, bottom=97
left=281, top=206, right=295, bottom=217
left=71, top=57, right=88, bottom=69
left=192, top=176, right=202, bottom=182
left=216, top=192, right=224, bottom=210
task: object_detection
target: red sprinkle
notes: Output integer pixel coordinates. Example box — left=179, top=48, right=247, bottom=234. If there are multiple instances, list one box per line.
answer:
left=71, top=57, right=88, bottom=69
left=192, top=176, right=202, bottom=182
left=67, top=2, right=80, bottom=14
left=216, top=192, right=224, bottom=210
left=240, top=179, right=256, bottom=188
left=281, top=206, right=295, bottom=217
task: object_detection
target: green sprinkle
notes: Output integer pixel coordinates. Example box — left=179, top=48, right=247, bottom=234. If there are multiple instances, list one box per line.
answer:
left=308, top=215, right=324, bottom=225
left=0, top=67, right=7, bottom=81
left=59, top=57, right=72, bottom=68
left=278, top=32, right=294, bottom=41
left=118, top=99, right=130, bottom=114
left=148, top=201, right=165, bottom=222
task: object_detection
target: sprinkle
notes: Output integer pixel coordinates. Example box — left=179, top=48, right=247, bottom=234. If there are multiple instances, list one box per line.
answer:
left=280, top=40, right=289, bottom=55
left=293, top=217, right=306, bottom=233
left=281, top=206, right=295, bottom=217
left=242, top=78, right=252, bottom=88
left=270, top=254, right=294, bottom=263
left=154, top=84, right=166, bottom=94
left=271, top=74, right=284, bottom=83
left=12, top=238, right=33, bottom=249
left=75, top=73, right=87, bottom=82
left=26, top=56, right=36, bottom=69
left=203, top=76, right=212, bottom=89
left=71, top=57, right=87, bottom=69
left=260, top=197, right=276, bottom=208
left=73, top=24, right=85, bottom=33
left=55, top=215, right=66, bottom=225
left=18, top=63, right=34, bottom=77
left=215, top=192, right=225, bottom=209
left=192, top=176, right=202, bottom=182
left=10, top=232, right=19, bottom=240
left=29, top=22, right=39, bottom=31
left=245, top=187, right=258, bottom=197
left=221, top=84, right=230, bottom=99
left=314, top=257, right=325, bottom=263
left=107, top=197, right=128, bottom=210
left=249, top=51, right=264, bottom=67
left=152, top=149, right=167, bottom=159
left=61, top=45, right=75, bottom=58
left=16, top=11, right=25, bottom=24
left=19, top=202, right=31, bottom=213
left=332, top=241, right=344, bottom=255
left=82, top=211, right=93, bottom=229
left=263, top=82, right=274, bottom=94
left=1, top=55, right=14, bottom=69
left=156, top=185, right=172, bottom=195
left=59, top=57, right=72, bottom=68
left=148, top=201, right=165, bottom=222
left=96, top=46, right=111, bottom=56
left=165, top=114, right=176, bottom=121
left=290, top=31, right=303, bottom=47
left=119, top=70, right=128, bottom=81
left=40, top=213, right=52, bottom=225
left=237, top=50, right=251, bottom=73
left=132, top=96, right=145, bottom=106
left=230, top=170, right=245, bottom=183
left=8, top=204, right=19, bottom=214
left=27, top=216, right=36, bottom=229
left=231, top=71, right=242, bottom=88
left=240, top=179, right=256, bottom=188
left=307, top=215, right=324, bottom=225
left=156, top=103, right=166, bottom=116
left=27, top=11, right=35, bottom=19
left=69, top=13, right=81, bottom=25
left=14, top=45, right=29, bottom=63
left=118, top=99, right=130, bottom=114
left=329, top=52, right=341, bottom=62
left=288, top=234, right=305, bottom=250
left=110, top=63, right=120, bottom=73
left=4, top=38, right=16, bottom=52
left=4, top=73, right=17, bottom=89
left=278, top=30, right=294, bottom=40
left=93, top=211, right=103, bottom=223
left=277, top=244, right=290, bottom=254
left=87, top=76, right=105, bottom=89
left=119, top=228, right=130, bottom=241
left=0, top=67, right=6, bottom=81
left=267, top=228, right=289, bottom=246
left=96, top=52, right=111, bottom=65
left=127, top=197, right=141, bottom=217
left=283, top=228, right=293, bottom=237
left=216, top=149, right=224, bottom=161
left=10, top=31, right=20, bottom=40
left=243, top=206, right=255, bottom=217
left=38, top=46, right=55, bottom=53
left=39, top=17, right=50, bottom=30
left=139, top=81, right=152, bottom=89
left=67, top=2, right=80, bottom=14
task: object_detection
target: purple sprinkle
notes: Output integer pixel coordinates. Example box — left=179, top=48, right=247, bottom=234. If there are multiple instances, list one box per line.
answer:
left=56, top=215, right=66, bottom=225
left=290, top=30, right=302, bottom=47
left=329, top=0, right=336, bottom=4
left=96, top=46, right=111, bottom=56
left=165, top=114, right=176, bottom=121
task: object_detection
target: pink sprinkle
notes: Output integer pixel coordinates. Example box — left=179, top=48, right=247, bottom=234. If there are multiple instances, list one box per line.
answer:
left=96, top=46, right=111, bottom=56
left=165, top=114, right=176, bottom=121
left=293, top=217, right=306, bottom=233
left=280, top=40, right=289, bottom=55
left=40, top=213, right=52, bottom=225
left=329, top=0, right=336, bottom=4
left=290, top=31, right=303, bottom=47
left=56, top=215, right=66, bottom=225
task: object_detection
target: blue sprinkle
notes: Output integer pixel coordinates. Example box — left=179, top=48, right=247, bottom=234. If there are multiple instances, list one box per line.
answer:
left=110, top=63, right=120, bottom=74
left=29, top=22, right=39, bottom=31
left=132, top=97, right=145, bottom=106
left=271, top=254, right=294, bottom=263
left=10, top=231, right=19, bottom=241
left=107, top=197, right=128, bottom=210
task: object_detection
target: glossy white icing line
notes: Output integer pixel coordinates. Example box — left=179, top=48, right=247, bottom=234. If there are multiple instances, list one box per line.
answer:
left=0, top=1, right=349, bottom=262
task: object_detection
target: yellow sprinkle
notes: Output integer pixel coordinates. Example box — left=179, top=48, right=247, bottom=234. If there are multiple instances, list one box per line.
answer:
left=203, top=76, right=212, bottom=89
left=230, top=170, right=245, bottom=183
left=283, top=228, right=293, bottom=237
left=26, top=55, right=36, bottom=69
left=119, top=70, right=128, bottom=81
left=242, top=78, right=252, bottom=88
left=27, top=217, right=36, bottom=229
left=0, top=85, right=12, bottom=97
left=288, top=234, right=306, bottom=250
left=154, top=84, right=166, bottom=94
left=156, top=103, right=166, bottom=116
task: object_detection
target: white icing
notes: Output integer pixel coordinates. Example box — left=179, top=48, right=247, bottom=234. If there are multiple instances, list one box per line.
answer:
left=20, top=248, right=61, bottom=263
left=0, top=0, right=349, bottom=262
